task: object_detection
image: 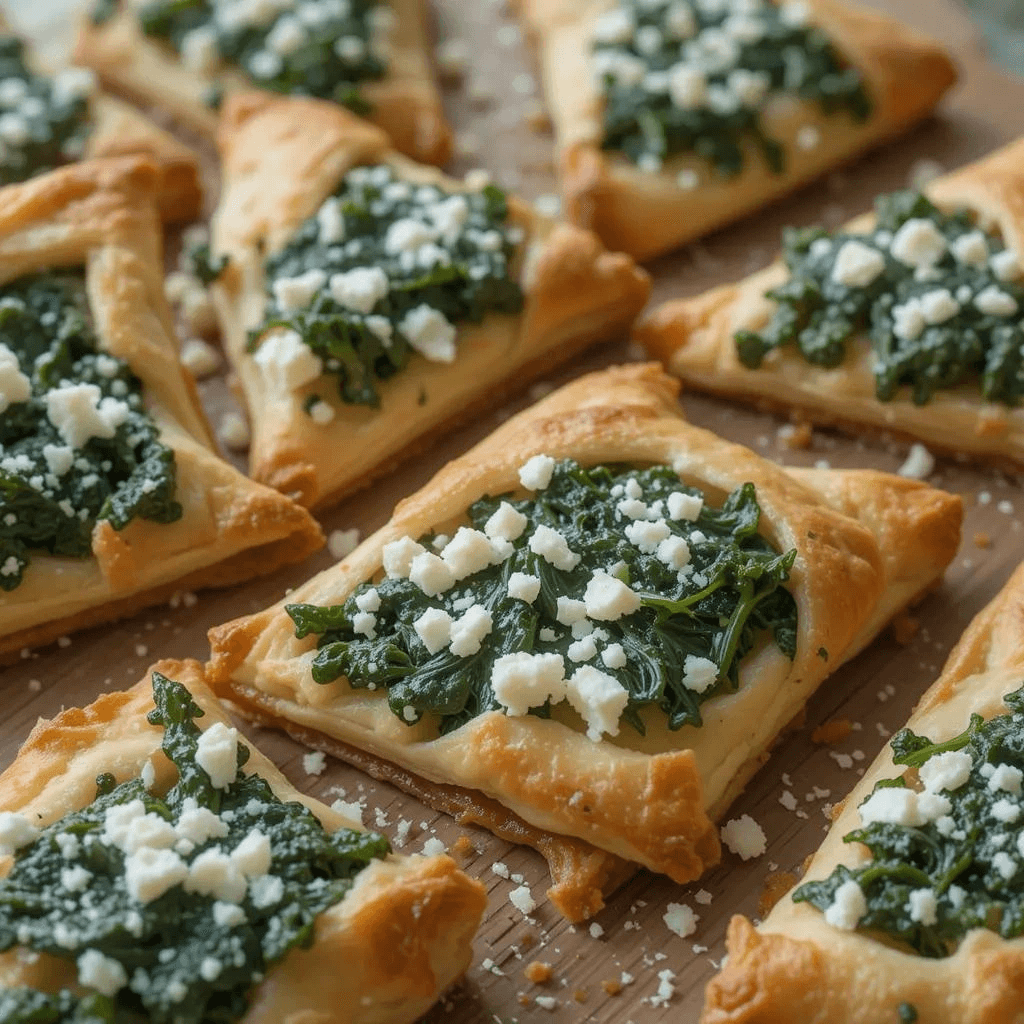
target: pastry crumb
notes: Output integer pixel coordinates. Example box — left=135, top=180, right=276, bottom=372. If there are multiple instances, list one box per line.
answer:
left=523, top=961, right=552, bottom=984
left=451, top=835, right=476, bottom=860
left=811, top=718, right=854, bottom=745
left=890, top=611, right=921, bottom=646
left=759, top=871, right=798, bottom=917
left=573, top=989, right=588, bottom=1003
left=974, top=531, right=992, bottom=549
left=601, top=979, right=622, bottom=996
left=777, top=421, right=813, bottom=449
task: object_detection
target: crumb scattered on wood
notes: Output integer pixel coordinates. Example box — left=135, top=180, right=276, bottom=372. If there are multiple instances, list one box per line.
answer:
left=452, top=835, right=476, bottom=860
left=601, top=979, right=622, bottom=996
left=974, top=531, right=992, bottom=549
left=758, top=871, right=798, bottom=917
left=573, top=989, right=588, bottom=1003
left=519, top=932, right=536, bottom=950
left=891, top=611, right=921, bottom=646
left=524, top=961, right=553, bottom=985
left=811, top=718, right=853, bottom=745
left=780, top=421, right=814, bottom=449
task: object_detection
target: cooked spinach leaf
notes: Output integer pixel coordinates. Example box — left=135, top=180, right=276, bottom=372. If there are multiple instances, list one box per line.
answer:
left=288, top=460, right=797, bottom=736
left=736, top=190, right=1024, bottom=405
left=595, top=0, right=869, bottom=176
left=0, top=273, right=182, bottom=590
left=0, top=989, right=114, bottom=1023
left=0, top=672, right=388, bottom=1024
left=794, top=684, right=1024, bottom=957
left=251, top=164, right=523, bottom=409
left=136, top=0, right=386, bottom=113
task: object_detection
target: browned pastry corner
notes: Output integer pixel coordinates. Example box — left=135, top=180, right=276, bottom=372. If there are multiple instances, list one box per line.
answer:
left=0, top=159, right=322, bottom=661
left=637, top=136, right=1024, bottom=467
left=702, top=563, right=1024, bottom=1024
left=205, top=362, right=961, bottom=914
left=0, top=659, right=487, bottom=1024
left=210, top=91, right=651, bottom=509
left=514, top=0, right=956, bottom=261
left=73, top=0, right=452, bottom=166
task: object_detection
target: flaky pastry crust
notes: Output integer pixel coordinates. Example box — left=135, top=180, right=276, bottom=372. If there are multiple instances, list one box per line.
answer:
left=206, top=363, right=961, bottom=909
left=0, top=659, right=487, bottom=1024
left=703, top=562, right=1024, bottom=1024
left=211, top=91, right=651, bottom=509
left=513, top=0, right=956, bottom=261
left=638, top=137, right=1024, bottom=467
left=73, top=0, right=452, bottom=166
left=0, top=159, right=322, bottom=660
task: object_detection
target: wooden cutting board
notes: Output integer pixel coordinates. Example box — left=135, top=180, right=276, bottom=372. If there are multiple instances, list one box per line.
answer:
left=4, top=1, right=1024, bottom=1021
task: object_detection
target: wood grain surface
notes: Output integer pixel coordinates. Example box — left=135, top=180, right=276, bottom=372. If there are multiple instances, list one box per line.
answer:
left=3, top=1, right=1024, bottom=1022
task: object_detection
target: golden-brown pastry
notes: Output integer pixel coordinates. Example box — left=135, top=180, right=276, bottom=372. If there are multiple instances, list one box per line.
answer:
left=209, top=91, right=651, bottom=509
left=638, top=137, right=1024, bottom=467
left=0, top=17, right=201, bottom=223
left=206, top=363, right=962, bottom=918
left=703, top=562, right=1024, bottom=1024
left=513, top=0, right=956, bottom=261
left=0, top=158, right=322, bottom=660
left=0, top=659, right=487, bottom=1024
left=74, top=0, right=453, bottom=166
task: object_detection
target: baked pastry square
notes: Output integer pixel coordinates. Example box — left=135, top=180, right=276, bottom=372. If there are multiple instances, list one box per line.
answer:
left=0, top=17, right=201, bottom=223
left=514, top=0, right=956, bottom=261
left=638, top=137, right=1024, bottom=467
left=208, top=362, right=962, bottom=919
left=74, top=0, right=453, bottom=166
left=703, top=561, right=1024, bottom=1024
left=0, top=158, right=322, bottom=660
left=0, top=659, right=486, bottom=1023
left=209, top=92, right=651, bottom=509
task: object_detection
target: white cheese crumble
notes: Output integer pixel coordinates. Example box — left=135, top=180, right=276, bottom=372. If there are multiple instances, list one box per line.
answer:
left=667, top=491, right=703, bottom=521
left=624, top=518, right=671, bottom=554
left=409, top=551, right=456, bottom=597
left=328, top=266, right=389, bottom=314
left=448, top=604, right=493, bottom=656
left=491, top=652, right=567, bottom=716
left=184, top=848, right=247, bottom=903
left=441, top=526, right=501, bottom=580
left=272, top=268, right=326, bottom=313
left=918, top=749, right=973, bottom=792
left=421, top=836, right=447, bottom=857
left=889, top=218, right=946, bottom=267
left=382, top=536, right=425, bottom=578
left=0, top=342, right=31, bottom=414
left=302, top=751, right=326, bottom=776
left=328, top=528, right=360, bottom=560
left=831, top=240, right=885, bottom=288
left=663, top=902, right=698, bottom=937
left=565, top=666, right=629, bottom=741
left=681, top=654, right=718, bottom=693
left=897, top=443, right=935, bottom=480
left=583, top=570, right=641, bottom=621
left=518, top=454, right=556, bottom=491
left=601, top=642, right=628, bottom=669
left=77, top=949, right=128, bottom=997
left=509, top=883, right=536, bottom=915
left=232, top=829, right=272, bottom=877
left=0, top=811, right=38, bottom=856
left=858, top=786, right=951, bottom=827
left=180, top=338, right=221, bottom=378
left=316, top=196, right=346, bottom=244
left=254, top=328, right=323, bottom=391
left=951, top=230, right=988, bottom=266
left=125, top=847, right=189, bottom=904
left=988, top=763, right=1023, bottom=795
left=399, top=304, right=457, bottom=362
left=720, top=815, right=767, bottom=860
left=991, top=249, right=1021, bottom=281
left=529, top=525, right=580, bottom=571
left=217, top=411, right=250, bottom=451
left=45, top=383, right=129, bottom=450
left=907, top=887, right=938, bottom=925
left=507, top=572, right=541, bottom=603
left=824, top=878, right=867, bottom=930
left=974, top=285, right=1019, bottom=317
left=657, top=534, right=692, bottom=570
left=485, top=501, right=528, bottom=541
left=414, top=607, right=453, bottom=654
left=194, top=722, right=240, bottom=790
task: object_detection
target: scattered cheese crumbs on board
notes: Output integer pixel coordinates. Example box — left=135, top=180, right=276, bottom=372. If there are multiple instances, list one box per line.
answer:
left=491, top=861, right=510, bottom=878
left=588, top=922, right=604, bottom=939
left=663, top=902, right=698, bottom=938
left=329, top=798, right=364, bottom=826
left=648, top=968, right=677, bottom=1007
left=509, top=884, right=536, bottom=915
left=328, top=528, right=360, bottom=560
left=534, top=995, right=558, bottom=1010
left=720, top=815, right=767, bottom=860
left=694, top=889, right=713, bottom=905
left=302, top=751, right=326, bottom=776
left=421, top=837, right=447, bottom=857
left=898, top=443, right=935, bottom=479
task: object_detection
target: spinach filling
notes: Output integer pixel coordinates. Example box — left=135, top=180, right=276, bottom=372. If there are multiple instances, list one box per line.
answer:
left=0, top=273, right=181, bottom=591
left=134, top=0, right=387, bottom=113
left=287, top=460, right=798, bottom=737
left=0, top=672, right=389, bottom=1024
left=251, top=164, right=524, bottom=409
left=594, top=0, right=870, bottom=177
left=0, top=35, right=94, bottom=186
left=794, top=684, right=1024, bottom=957
left=736, top=190, right=1024, bottom=405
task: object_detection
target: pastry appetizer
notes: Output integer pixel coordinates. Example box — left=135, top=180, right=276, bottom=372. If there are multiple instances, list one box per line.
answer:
left=207, top=363, right=962, bottom=919
left=209, top=92, right=650, bottom=509
left=703, top=562, right=1024, bottom=1024
left=0, top=157, right=322, bottom=660
left=74, top=0, right=453, bottom=166
left=638, top=138, right=1024, bottom=466
left=513, top=0, right=956, bottom=261
left=0, top=20, right=201, bottom=223
left=0, top=660, right=487, bottom=1023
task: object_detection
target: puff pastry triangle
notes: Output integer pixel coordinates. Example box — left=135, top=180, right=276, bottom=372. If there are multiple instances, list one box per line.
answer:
left=207, top=363, right=962, bottom=918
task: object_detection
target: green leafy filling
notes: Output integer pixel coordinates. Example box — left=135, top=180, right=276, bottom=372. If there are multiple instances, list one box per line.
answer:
left=736, top=190, right=1024, bottom=405
left=251, top=163, right=523, bottom=408
left=287, top=460, right=798, bottom=736
left=135, top=0, right=386, bottom=113
left=0, top=35, right=93, bottom=186
left=0, top=273, right=182, bottom=591
left=595, top=0, right=870, bottom=176
left=0, top=672, right=389, bottom=1024
left=794, top=684, right=1024, bottom=957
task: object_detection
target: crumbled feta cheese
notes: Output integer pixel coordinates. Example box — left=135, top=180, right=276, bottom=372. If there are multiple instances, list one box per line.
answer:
left=384, top=218, right=436, bottom=254
left=316, top=197, right=346, bottom=244
left=625, top=518, right=671, bottom=554
left=831, top=240, right=885, bottom=288
left=331, top=798, right=364, bottom=826
left=231, top=829, right=272, bottom=877
left=448, top=604, right=493, bottom=657
left=859, top=786, right=951, bottom=827
left=663, top=902, right=698, bottom=937
left=507, top=572, right=541, bottom=603
left=668, top=63, right=706, bottom=109
left=593, top=8, right=634, bottom=44
left=657, top=534, right=692, bottom=570
left=185, top=848, right=247, bottom=903
left=328, top=266, right=389, bottom=314
left=408, top=551, right=456, bottom=597
left=649, top=968, right=677, bottom=1008
left=583, top=570, right=641, bottom=621
left=45, top=383, right=129, bottom=449
left=529, top=525, right=580, bottom=571
left=441, top=526, right=500, bottom=580
left=518, top=454, right=556, bottom=491
left=0, top=343, right=31, bottom=414
left=720, top=815, right=767, bottom=860
left=302, top=751, right=326, bottom=776
left=994, top=851, right=1018, bottom=880
left=992, top=798, right=1020, bottom=823
left=824, top=878, right=867, bottom=929
left=195, top=722, right=240, bottom=790
left=897, top=443, right=935, bottom=480
left=399, top=304, right=457, bottom=362
left=271, top=268, right=326, bottom=312
left=918, top=750, right=973, bottom=792
left=254, top=329, right=323, bottom=391
left=414, top=607, right=453, bottom=654
left=975, top=285, right=1019, bottom=317
left=77, top=949, right=127, bottom=997
left=919, top=288, right=961, bottom=324
left=125, top=847, right=189, bottom=904
left=988, top=763, right=1023, bottom=795
left=181, top=26, right=219, bottom=72
left=213, top=900, right=247, bottom=928
left=567, top=636, right=598, bottom=663
left=175, top=804, right=229, bottom=846
left=0, top=811, right=38, bottom=856
left=890, top=218, right=946, bottom=267
left=991, top=249, right=1021, bottom=282
left=951, top=230, right=988, bottom=266
left=667, top=491, right=703, bottom=523
left=485, top=501, right=528, bottom=541
left=556, top=597, right=587, bottom=625
left=564, top=666, right=629, bottom=741
left=382, top=536, right=425, bottom=578
left=681, top=654, right=718, bottom=694
left=601, top=642, right=627, bottom=669
left=509, top=883, right=536, bottom=915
